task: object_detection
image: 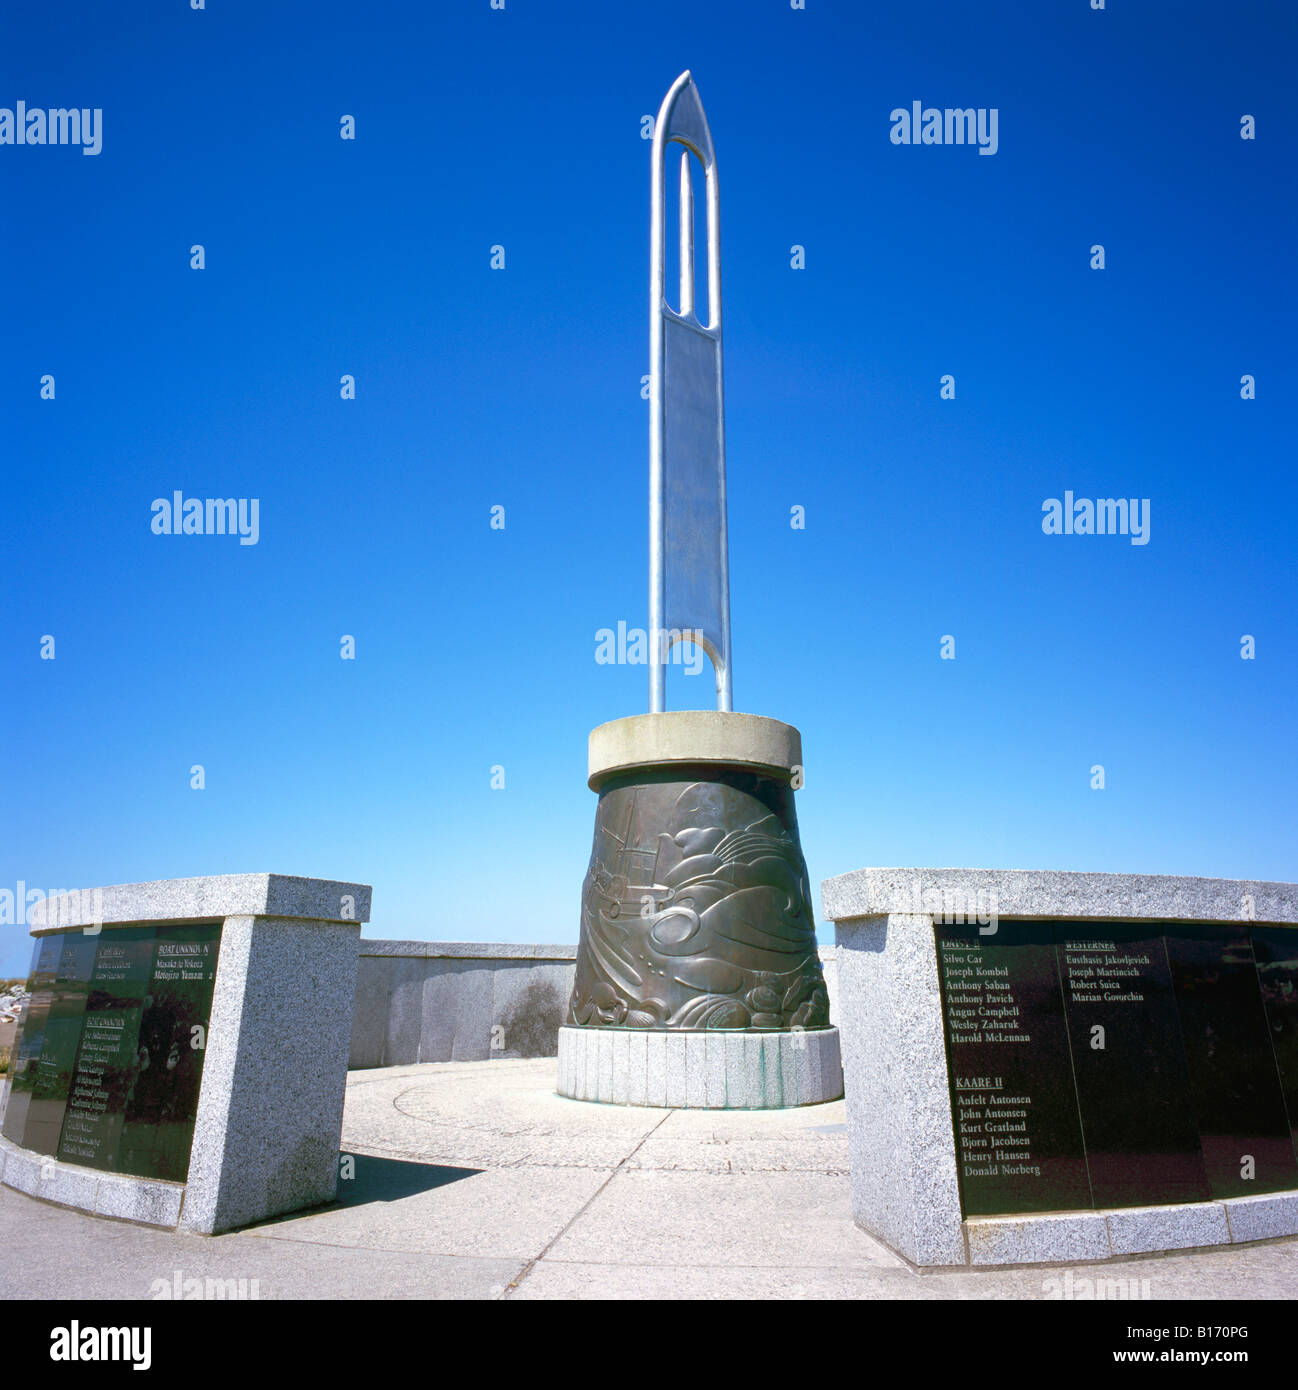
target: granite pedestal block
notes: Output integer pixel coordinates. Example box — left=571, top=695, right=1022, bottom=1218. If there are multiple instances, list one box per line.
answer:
left=823, top=868, right=1298, bottom=1268
left=1, top=874, right=369, bottom=1234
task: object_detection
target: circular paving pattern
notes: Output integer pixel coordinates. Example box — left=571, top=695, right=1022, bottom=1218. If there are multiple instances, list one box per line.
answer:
left=341, top=1057, right=850, bottom=1174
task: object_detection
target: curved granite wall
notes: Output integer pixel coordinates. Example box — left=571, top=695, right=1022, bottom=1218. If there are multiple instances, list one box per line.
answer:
left=349, top=941, right=840, bottom=1068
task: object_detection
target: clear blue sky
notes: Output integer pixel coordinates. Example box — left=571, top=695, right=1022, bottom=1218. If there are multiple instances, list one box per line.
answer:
left=2, top=1, right=1294, bottom=974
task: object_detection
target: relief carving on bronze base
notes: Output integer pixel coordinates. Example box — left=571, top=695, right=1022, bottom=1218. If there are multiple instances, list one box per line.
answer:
left=568, top=766, right=830, bottom=1030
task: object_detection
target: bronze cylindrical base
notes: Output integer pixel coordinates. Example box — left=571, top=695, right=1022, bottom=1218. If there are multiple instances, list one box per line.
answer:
left=567, top=714, right=831, bottom=1035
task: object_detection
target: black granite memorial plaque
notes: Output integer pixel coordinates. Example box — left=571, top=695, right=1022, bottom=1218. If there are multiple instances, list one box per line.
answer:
left=4, top=924, right=221, bottom=1182
left=937, top=919, right=1298, bottom=1218
left=1250, top=926, right=1298, bottom=1165
left=1059, top=925, right=1209, bottom=1208
left=23, top=932, right=98, bottom=1157
left=57, top=926, right=158, bottom=1171
left=937, top=922, right=1091, bottom=1216
left=1166, top=926, right=1298, bottom=1197
left=1, top=935, right=64, bottom=1151
left=118, top=927, right=220, bottom=1182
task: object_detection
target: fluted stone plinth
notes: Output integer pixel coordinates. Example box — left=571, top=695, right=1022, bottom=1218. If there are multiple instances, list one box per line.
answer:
left=556, top=1025, right=842, bottom=1108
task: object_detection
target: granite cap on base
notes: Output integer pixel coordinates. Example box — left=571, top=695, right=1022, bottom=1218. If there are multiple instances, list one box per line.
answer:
left=28, top=873, right=372, bottom=933
left=588, top=711, right=801, bottom=789
left=822, top=867, right=1298, bottom=926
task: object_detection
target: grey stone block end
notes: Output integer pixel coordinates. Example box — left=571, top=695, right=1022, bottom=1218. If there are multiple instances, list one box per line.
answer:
left=1105, top=1201, right=1231, bottom=1256
left=966, top=1211, right=1111, bottom=1266
left=1225, top=1189, right=1298, bottom=1244
left=0, top=1135, right=183, bottom=1228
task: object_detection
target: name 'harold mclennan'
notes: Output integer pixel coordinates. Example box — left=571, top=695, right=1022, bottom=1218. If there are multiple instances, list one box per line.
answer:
left=0, top=102, right=102, bottom=155
left=890, top=101, right=998, bottom=155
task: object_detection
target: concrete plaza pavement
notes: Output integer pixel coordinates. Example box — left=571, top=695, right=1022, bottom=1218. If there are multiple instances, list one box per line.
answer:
left=3, top=1058, right=1297, bottom=1299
